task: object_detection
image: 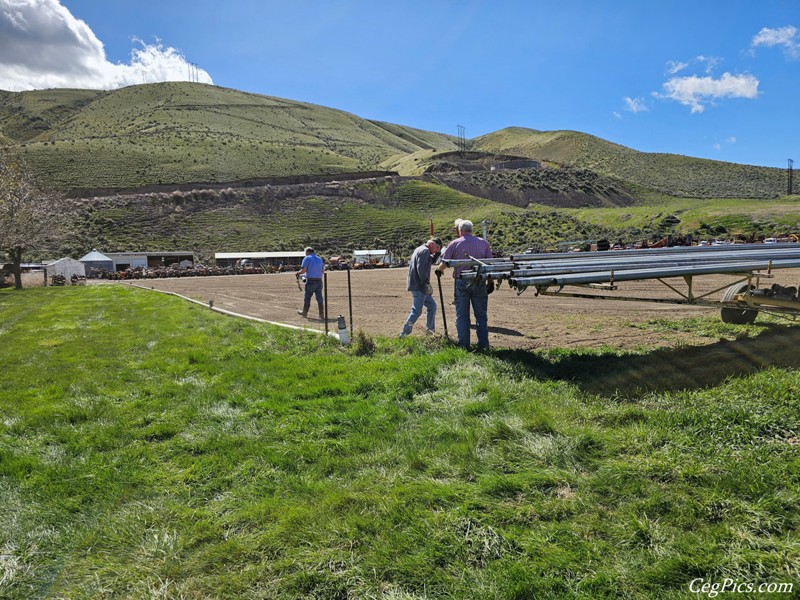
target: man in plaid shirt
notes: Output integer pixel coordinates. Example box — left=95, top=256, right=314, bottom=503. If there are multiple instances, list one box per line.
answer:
left=436, top=220, right=493, bottom=350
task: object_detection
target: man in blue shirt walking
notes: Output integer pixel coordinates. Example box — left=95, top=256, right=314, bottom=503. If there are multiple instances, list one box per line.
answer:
left=296, top=246, right=325, bottom=320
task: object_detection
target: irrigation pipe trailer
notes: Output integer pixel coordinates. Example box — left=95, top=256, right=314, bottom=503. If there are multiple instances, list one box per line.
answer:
left=445, top=243, right=800, bottom=325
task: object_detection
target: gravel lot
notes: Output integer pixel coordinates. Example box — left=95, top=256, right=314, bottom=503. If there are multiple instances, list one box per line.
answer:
left=118, top=266, right=800, bottom=350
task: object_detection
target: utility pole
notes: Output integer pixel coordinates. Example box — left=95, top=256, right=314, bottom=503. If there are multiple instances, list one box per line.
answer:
left=789, top=159, right=794, bottom=196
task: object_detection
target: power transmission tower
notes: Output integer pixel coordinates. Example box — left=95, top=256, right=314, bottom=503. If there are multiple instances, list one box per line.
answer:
left=457, top=125, right=466, bottom=153
left=789, top=159, right=794, bottom=196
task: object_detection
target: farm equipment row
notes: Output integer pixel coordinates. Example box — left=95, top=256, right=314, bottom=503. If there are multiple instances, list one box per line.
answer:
left=444, top=243, right=800, bottom=324
left=50, top=274, right=87, bottom=286
left=94, top=264, right=270, bottom=280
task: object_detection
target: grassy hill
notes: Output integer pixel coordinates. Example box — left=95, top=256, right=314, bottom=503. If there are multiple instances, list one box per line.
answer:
left=470, top=127, right=787, bottom=199
left=59, top=179, right=503, bottom=261
left=0, top=85, right=790, bottom=199
left=0, top=83, right=458, bottom=190
left=2, top=83, right=798, bottom=262
left=51, top=176, right=799, bottom=264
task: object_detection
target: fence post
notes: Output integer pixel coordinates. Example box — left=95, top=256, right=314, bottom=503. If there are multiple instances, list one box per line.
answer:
left=324, top=271, right=329, bottom=335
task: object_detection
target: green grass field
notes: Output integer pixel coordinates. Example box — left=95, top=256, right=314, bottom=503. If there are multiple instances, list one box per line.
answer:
left=1, top=286, right=798, bottom=598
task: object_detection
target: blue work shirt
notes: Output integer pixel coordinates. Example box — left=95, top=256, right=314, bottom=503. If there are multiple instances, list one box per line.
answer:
left=301, top=253, right=324, bottom=279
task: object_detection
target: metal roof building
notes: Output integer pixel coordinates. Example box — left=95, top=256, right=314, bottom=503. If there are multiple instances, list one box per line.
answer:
left=79, top=249, right=114, bottom=274
left=214, top=251, right=307, bottom=268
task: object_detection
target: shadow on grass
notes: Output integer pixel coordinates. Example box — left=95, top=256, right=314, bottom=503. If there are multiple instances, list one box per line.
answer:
left=493, top=324, right=800, bottom=398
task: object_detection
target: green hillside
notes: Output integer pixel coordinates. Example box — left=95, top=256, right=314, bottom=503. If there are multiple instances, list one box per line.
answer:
left=471, top=127, right=787, bottom=199
left=52, top=177, right=799, bottom=265
left=0, top=85, right=790, bottom=199
left=3, top=83, right=798, bottom=263
left=59, top=179, right=501, bottom=261
left=0, top=88, right=102, bottom=142
left=0, top=83, right=457, bottom=190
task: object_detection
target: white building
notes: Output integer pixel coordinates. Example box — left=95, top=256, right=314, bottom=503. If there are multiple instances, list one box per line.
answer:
left=46, top=257, right=86, bottom=279
left=214, top=251, right=307, bottom=268
left=353, top=249, right=391, bottom=265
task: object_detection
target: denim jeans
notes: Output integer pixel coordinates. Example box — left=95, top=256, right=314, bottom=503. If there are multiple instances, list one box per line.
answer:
left=402, top=290, right=437, bottom=335
left=304, top=279, right=323, bottom=307
left=454, top=278, right=489, bottom=349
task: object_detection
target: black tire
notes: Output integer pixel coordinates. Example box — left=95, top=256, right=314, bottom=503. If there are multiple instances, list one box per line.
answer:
left=720, top=283, right=758, bottom=324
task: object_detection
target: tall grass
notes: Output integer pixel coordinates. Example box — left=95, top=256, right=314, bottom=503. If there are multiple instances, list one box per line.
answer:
left=1, top=286, right=798, bottom=598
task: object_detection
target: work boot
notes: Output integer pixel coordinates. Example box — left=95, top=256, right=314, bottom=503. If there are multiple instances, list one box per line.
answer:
left=297, top=303, right=310, bottom=318
left=318, top=305, right=325, bottom=320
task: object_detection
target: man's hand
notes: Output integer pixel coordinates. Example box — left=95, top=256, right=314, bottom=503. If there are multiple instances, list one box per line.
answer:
left=424, top=283, right=433, bottom=295
left=435, top=269, right=442, bottom=279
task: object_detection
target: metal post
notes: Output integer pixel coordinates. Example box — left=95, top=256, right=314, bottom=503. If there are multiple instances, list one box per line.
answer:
left=436, top=272, right=449, bottom=339
left=324, top=271, right=329, bottom=335
left=481, top=219, right=490, bottom=240
left=347, top=266, right=353, bottom=337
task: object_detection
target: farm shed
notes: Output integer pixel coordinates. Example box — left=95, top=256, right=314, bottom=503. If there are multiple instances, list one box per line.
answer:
left=46, top=257, right=86, bottom=279
left=214, top=251, right=306, bottom=268
left=353, top=249, right=392, bottom=265
left=104, top=251, right=195, bottom=270
left=79, top=249, right=114, bottom=276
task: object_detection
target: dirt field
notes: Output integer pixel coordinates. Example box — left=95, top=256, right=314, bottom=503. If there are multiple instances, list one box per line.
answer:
left=118, top=267, right=800, bottom=350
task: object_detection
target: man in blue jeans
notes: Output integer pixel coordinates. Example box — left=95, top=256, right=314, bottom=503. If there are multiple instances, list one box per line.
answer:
left=399, top=237, right=442, bottom=338
left=436, top=220, right=493, bottom=350
left=296, top=246, right=325, bottom=320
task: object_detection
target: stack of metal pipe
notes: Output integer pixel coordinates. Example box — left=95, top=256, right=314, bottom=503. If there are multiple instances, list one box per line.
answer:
left=445, top=243, right=800, bottom=292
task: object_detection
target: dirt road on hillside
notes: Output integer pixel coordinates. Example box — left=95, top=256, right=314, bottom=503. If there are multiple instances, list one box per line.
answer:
left=118, top=267, right=800, bottom=350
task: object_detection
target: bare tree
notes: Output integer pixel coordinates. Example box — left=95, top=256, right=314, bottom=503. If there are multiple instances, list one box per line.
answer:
left=0, top=152, right=60, bottom=289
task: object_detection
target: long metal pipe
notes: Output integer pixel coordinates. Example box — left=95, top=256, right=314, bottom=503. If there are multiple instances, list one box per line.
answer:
left=509, top=243, right=800, bottom=262
left=509, top=258, right=800, bottom=288
left=444, top=243, right=800, bottom=271
left=461, top=257, right=793, bottom=280
left=453, top=245, right=800, bottom=283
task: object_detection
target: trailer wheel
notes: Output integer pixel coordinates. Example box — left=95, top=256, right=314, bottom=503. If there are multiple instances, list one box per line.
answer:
left=720, top=283, right=758, bottom=324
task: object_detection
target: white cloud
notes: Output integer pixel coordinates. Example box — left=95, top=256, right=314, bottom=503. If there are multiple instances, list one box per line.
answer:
left=698, top=55, right=721, bottom=74
left=655, top=72, right=759, bottom=113
left=0, top=0, right=212, bottom=91
left=623, top=96, right=648, bottom=113
left=612, top=111, right=622, bottom=119
left=751, top=25, right=800, bottom=59
left=713, top=136, right=736, bottom=151
left=666, top=60, right=688, bottom=75
left=666, top=56, right=721, bottom=76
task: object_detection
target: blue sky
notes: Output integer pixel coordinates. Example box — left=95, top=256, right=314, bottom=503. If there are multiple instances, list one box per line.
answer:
left=1, top=0, right=798, bottom=168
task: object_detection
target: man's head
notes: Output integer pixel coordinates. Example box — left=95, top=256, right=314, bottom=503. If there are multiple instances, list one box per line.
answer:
left=453, top=218, right=464, bottom=235
left=427, top=238, right=442, bottom=254
left=459, top=220, right=474, bottom=234
left=304, top=246, right=314, bottom=255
